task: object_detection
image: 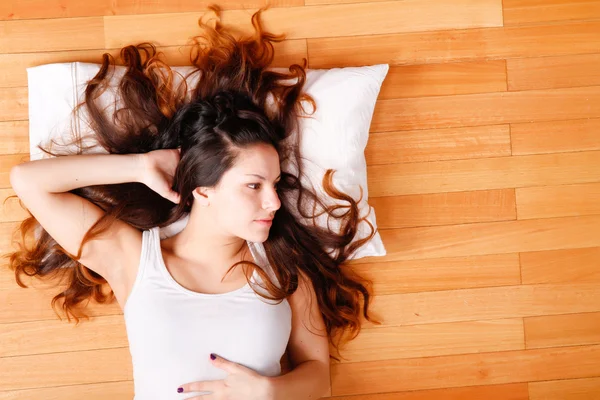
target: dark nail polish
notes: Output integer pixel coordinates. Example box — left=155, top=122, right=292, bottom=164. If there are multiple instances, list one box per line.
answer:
left=177, top=387, right=183, bottom=393
left=210, top=353, right=216, bottom=360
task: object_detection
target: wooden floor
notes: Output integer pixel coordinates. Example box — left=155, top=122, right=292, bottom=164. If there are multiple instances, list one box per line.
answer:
left=2, top=0, right=600, bottom=398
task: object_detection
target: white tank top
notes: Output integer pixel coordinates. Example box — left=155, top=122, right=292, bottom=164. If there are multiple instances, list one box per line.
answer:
left=123, top=226, right=292, bottom=399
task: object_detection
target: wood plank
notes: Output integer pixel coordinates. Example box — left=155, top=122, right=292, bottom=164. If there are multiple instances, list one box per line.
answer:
left=511, top=118, right=600, bottom=155
left=0, top=154, right=30, bottom=188
left=0, top=0, right=302, bottom=20
left=0, top=280, right=123, bottom=324
left=379, top=60, right=507, bottom=100
left=335, top=319, right=524, bottom=363
left=367, top=151, right=600, bottom=198
left=305, top=0, right=388, bottom=4
left=331, top=344, right=600, bottom=396
left=375, top=215, right=600, bottom=263
left=369, top=189, right=516, bottom=229
left=0, top=121, right=28, bottom=153
left=328, top=383, right=528, bottom=400
left=520, top=247, right=600, bottom=284
left=529, top=377, right=600, bottom=400
left=516, top=182, right=600, bottom=220
left=0, top=187, right=28, bottom=223
left=307, top=21, right=600, bottom=68
left=0, top=17, right=105, bottom=54
left=0, top=314, right=128, bottom=357
left=370, top=86, right=600, bottom=133
left=0, top=88, right=28, bottom=122
left=0, top=347, right=132, bottom=391
left=365, top=125, right=511, bottom=165
left=365, top=284, right=600, bottom=328
left=0, top=40, right=306, bottom=88
left=104, top=0, right=503, bottom=48
left=507, top=53, right=600, bottom=91
left=0, top=381, right=133, bottom=400
left=350, top=253, right=521, bottom=296
left=525, top=312, right=600, bottom=349
left=504, top=0, right=600, bottom=26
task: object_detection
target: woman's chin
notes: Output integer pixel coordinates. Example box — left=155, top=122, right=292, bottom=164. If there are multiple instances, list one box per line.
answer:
left=248, top=229, right=270, bottom=243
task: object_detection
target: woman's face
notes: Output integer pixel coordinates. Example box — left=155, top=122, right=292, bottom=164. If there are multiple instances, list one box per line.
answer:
left=204, top=143, right=282, bottom=243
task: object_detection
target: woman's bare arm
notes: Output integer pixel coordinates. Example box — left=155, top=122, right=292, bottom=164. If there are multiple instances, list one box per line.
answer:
left=266, top=274, right=331, bottom=400
left=11, top=153, right=144, bottom=193
left=9, top=153, right=146, bottom=294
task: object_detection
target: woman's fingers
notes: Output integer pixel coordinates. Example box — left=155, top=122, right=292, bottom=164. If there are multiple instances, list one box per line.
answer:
left=179, top=379, right=224, bottom=395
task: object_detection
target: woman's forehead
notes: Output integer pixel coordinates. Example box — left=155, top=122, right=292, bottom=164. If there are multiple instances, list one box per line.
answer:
left=231, top=146, right=280, bottom=175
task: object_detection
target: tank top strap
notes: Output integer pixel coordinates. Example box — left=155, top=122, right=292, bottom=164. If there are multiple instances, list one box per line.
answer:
left=144, top=226, right=165, bottom=275
left=123, top=226, right=158, bottom=313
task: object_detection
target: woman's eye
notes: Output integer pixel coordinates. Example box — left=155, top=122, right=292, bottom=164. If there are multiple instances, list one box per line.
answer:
left=248, top=183, right=279, bottom=191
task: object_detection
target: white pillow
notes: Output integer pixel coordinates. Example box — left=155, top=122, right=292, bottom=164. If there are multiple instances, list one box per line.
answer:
left=26, top=62, right=388, bottom=260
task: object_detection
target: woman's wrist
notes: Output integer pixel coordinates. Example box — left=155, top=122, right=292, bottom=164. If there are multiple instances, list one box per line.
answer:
left=262, top=376, right=277, bottom=400
left=134, top=153, right=149, bottom=184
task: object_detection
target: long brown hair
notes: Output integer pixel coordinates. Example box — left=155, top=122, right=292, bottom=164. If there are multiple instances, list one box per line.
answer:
left=4, top=4, right=381, bottom=361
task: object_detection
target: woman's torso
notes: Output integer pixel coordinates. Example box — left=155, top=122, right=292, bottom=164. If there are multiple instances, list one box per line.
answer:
left=122, top=226, right=292, bottom=399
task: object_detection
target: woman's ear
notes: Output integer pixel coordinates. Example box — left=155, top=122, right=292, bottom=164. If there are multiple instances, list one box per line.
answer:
left=192, top=187, right=211, bottom=207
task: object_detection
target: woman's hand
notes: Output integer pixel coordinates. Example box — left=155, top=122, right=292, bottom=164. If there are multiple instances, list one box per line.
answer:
left=138, top=148, right=181, bottom=204
left=177, top=353, right=274, bottom=400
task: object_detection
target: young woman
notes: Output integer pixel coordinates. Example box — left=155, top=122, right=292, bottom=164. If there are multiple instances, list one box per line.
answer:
left=6, top=5, right=378, bottom=400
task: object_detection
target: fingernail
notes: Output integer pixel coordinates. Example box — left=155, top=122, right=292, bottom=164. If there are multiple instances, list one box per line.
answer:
left=210, top=353, right=216, bottom=360
left=177, top=387, right=183, bottom=393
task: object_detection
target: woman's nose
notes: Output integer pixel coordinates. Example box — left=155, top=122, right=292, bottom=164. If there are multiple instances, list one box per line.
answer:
left=263, top=187, right=281, bottom=211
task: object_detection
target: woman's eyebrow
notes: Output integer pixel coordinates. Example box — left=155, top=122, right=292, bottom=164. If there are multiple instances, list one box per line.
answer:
left=245, top=173, right=281, bottom=181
